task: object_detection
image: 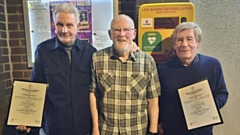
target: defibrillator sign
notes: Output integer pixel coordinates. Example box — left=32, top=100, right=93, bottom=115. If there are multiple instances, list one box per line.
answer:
left=138, top=2, right=195, bottom=63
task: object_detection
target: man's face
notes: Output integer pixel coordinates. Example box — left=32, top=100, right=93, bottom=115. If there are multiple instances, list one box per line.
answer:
left=109, top=18, right=136, bottom=53
left=55, top=12, right=78, bottom=45
left=173, top=28, right=200, bottom=62
left=81, top=13, right=85, bottom=19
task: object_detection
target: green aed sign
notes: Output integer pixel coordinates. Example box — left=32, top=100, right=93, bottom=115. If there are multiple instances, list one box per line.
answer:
left=142, top=31, right=162, bottom=52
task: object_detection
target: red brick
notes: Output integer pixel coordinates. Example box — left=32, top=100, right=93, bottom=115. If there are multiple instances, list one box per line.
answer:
left=11, top=55, right=22, bottom=62
left=0, top=0, right=4, bottom=5
left=9, top=39, right=20, bottom=47
left=0, top=22, right=6, bottom=30
left=19, top=23, right=24, bottom=30
left=22, top=55, right=27, bottom=62
left=12, top=71, right=23, bottom=78
left=13, top=63, right=27, bottom=70
left=18, top=6, right=23, bottom=13
left=7, top=6, right=18, bottom=14
left=8, top=23, right=18, bottom=30
left=6, top=0, right=21, bottom=5
left=4, top=64, right=10, bottom=71
left=11, top=47, right=26, bottom=54
left=8, top=14, right=23, bottom=22
left=9, top=31, right=25, bottom=38
left=5, top=79, right=12, bottom=88
left=5, top=88, right=12, bottom=96
left=0, top=56, right=9, bottom=63
left=0, top=64, right=3, bottom=72
left=0, top=80, right=4, bottom=89
left=21, top=39, right=26, bottom=46
left=0, top=14, right=5, bottom=22
left=0, top=31, right=6, bottom=38
left=0, top=97, right=6, bottom=107
left=24, top=70, right=31, bottom=78
left=0, top=72, right=10, bottom=80
left=6, top=94, right=11, bottom=104
left=2, top=48, right=9, bottom=55
left=0, top=39, right=7, bottom=47
left=0, top=5, right=4, bottom=13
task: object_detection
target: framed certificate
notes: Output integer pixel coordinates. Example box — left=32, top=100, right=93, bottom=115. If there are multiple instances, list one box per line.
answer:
left=178, top=79, right=223, bottom=130
left=7, top=80, right=47, bottom=127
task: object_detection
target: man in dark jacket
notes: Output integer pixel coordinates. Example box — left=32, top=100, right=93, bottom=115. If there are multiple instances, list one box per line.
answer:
left=16, top=3, right=96, bottom=135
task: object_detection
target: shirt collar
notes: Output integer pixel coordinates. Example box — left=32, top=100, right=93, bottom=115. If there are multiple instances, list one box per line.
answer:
left=177, top=53, right=200, bottom=66
left=109, top=45, right=136, bottom=62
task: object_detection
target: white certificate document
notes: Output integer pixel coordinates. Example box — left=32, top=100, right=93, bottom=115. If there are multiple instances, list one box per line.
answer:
left=7, top=80, right=47, bottom=127
left=178, top=79, right=222, bottom=130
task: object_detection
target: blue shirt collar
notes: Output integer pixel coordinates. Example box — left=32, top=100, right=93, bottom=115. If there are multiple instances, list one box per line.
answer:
left=51, top=36, right=83, bottom=50
left=177, top=53, right=200, bottom=66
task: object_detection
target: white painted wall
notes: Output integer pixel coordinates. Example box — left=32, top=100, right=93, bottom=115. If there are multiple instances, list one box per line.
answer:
left=190, top=0, right=240, bottom=134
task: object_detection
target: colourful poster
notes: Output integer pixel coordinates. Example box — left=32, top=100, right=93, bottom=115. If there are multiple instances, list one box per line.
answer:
left=49, top=0, right=92, bottom=44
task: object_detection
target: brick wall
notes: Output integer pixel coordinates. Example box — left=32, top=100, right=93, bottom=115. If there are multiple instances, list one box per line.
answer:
left=0, top=0, right=12, bottom=133
left=0, top=0, right=31, bottom=133
left=7, top=0, right=31, bottom=80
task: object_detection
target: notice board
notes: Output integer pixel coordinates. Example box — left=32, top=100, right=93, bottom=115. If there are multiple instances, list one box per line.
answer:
left=23, top=0, right=117, bottom=68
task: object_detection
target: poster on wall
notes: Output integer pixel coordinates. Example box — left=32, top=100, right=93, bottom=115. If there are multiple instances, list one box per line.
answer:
left=49, top=0, right=92, bottom=44
left=23, top=0, right=115, bottom=68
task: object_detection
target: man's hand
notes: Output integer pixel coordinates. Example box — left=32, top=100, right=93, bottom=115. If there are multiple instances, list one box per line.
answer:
left=16, top=125, right=31, bottom=133
left=131, top=41, right=139, bottom=53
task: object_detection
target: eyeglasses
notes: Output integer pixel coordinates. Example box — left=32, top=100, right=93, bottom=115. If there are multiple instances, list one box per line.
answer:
left=111, top=28, right=135, bottom=34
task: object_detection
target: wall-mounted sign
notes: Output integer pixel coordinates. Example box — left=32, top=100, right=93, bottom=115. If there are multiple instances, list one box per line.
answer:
left=138, top=2, right=195, bottom=63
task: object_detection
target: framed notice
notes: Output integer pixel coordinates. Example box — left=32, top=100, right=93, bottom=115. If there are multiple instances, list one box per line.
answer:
left=7, top=80, right=47, bottom=127
left=178, top=79, right=223, bottom=130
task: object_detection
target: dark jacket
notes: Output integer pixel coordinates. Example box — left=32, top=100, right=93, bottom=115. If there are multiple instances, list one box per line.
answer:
left=30, top=36, right=96, bottom=135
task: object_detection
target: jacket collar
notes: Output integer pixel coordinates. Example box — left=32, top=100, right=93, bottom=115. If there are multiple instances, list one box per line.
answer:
left=50, top=36, right=83, bottom=51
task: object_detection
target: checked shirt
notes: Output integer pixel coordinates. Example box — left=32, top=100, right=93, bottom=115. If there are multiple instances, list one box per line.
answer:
left=90, top=46, right=161, bottom=135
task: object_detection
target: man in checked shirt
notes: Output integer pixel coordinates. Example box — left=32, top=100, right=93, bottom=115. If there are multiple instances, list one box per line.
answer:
left=90, top=14, right=161, bottom=135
